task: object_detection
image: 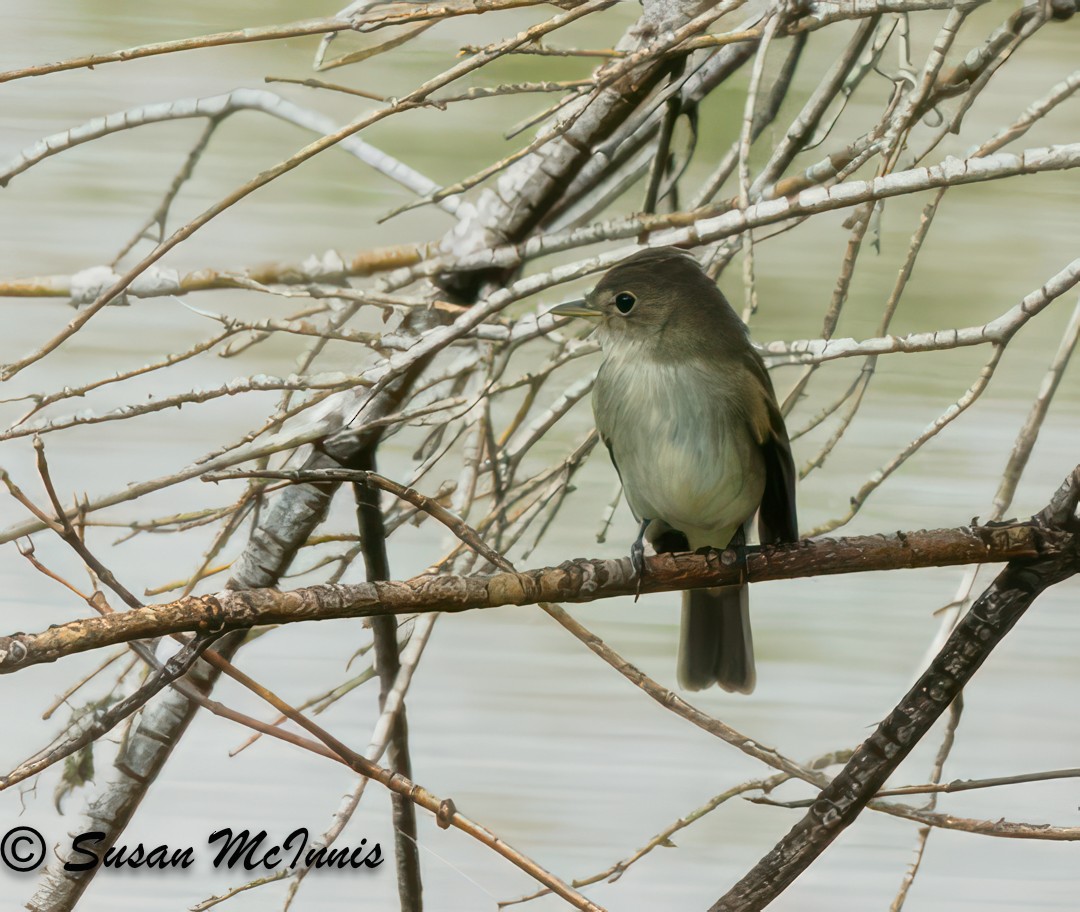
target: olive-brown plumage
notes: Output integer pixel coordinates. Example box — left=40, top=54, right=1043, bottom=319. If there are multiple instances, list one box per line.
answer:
left=553, top=247, right=797, bottom=692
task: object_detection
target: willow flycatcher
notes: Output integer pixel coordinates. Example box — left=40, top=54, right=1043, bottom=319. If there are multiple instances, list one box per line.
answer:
left=551, top=247, right=797, bottom=693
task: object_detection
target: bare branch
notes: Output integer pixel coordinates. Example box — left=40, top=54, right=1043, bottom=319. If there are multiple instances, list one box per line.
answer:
left=0, top=517, right=1059, bottom=671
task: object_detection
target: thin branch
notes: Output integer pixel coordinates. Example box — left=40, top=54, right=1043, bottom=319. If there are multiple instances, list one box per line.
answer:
left=879, top=766, right=1080, bottom=799
left=0, top=0, right=612, bottom=381
left=0, top=18, right=360, bottom=84
left=0, top=0, right=559, bottom=84
left=710, top=467, right=1080, bottom=911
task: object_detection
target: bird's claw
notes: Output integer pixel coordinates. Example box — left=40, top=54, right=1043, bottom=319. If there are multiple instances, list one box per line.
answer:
left=631, top=519, right=649, bottom=602
left=694, top=537, right=759, bottom=584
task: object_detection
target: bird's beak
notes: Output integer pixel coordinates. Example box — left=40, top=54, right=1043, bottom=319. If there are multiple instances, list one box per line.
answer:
left=549, top=298, right=603, bottom=319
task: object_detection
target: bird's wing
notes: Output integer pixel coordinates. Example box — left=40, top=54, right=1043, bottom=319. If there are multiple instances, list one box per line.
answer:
left=602, top=434, right=623, bottom=483
left=746, top=360, right=798, bottom=545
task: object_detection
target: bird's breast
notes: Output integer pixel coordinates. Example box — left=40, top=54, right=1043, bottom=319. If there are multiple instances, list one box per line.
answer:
left=594, top=348, right=765, bottom=548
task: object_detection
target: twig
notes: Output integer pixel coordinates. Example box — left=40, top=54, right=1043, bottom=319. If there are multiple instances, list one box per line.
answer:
left=0, top=0, right=612, bottom=382
left=879, top=765, right=1080, bottom=799
left=0, top=18, right=362, bottom=84
left=2, top=632, right=221, bottom=790
left=502, top=749, right=854, bottom=907
left=807, top=346, right=1004, bottom=535
left=710, top=466, right=1080, bottom=911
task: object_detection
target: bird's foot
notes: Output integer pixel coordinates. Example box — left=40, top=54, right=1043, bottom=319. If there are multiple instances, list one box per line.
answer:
left=631, top=518, right=650, bottom=602
left=696, top=542, right=759, bottom=584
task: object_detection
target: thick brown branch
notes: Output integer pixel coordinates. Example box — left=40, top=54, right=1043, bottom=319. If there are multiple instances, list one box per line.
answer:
left=709, top=467, right=1080, bottom=911
left=0, top=520, right=1061, bottom=673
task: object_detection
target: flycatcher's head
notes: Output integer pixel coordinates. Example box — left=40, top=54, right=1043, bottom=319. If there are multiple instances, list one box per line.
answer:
left=550, top=247, right=746, bottom=352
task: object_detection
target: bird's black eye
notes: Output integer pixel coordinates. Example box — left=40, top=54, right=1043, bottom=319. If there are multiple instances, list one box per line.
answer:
left=614, top=292, right=636, bottom=314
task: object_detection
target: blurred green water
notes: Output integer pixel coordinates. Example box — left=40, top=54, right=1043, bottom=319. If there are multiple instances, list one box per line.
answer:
left=1, top=3, right=1079, bottom=911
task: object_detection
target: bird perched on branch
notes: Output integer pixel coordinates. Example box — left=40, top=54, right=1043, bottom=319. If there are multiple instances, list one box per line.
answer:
left=552, top=247, right=797, bottom=692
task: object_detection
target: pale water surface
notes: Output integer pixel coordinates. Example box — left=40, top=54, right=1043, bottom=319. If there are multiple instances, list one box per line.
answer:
left=1, top=3, right=1078, bottom=911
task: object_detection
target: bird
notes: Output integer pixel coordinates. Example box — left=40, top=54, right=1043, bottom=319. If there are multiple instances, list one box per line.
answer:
left=551, top=247, right=797, bottom=693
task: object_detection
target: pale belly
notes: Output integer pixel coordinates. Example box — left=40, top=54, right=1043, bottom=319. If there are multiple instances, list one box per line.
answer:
left=595, top=355, right=765, bottom=550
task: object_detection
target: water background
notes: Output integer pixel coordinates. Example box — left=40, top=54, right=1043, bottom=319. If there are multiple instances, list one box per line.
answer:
left=1, top=4, right=1078, bottom=911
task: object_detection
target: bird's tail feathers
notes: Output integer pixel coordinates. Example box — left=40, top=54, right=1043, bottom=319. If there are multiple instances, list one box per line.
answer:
left=677, top=585, right=756, bottom=693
